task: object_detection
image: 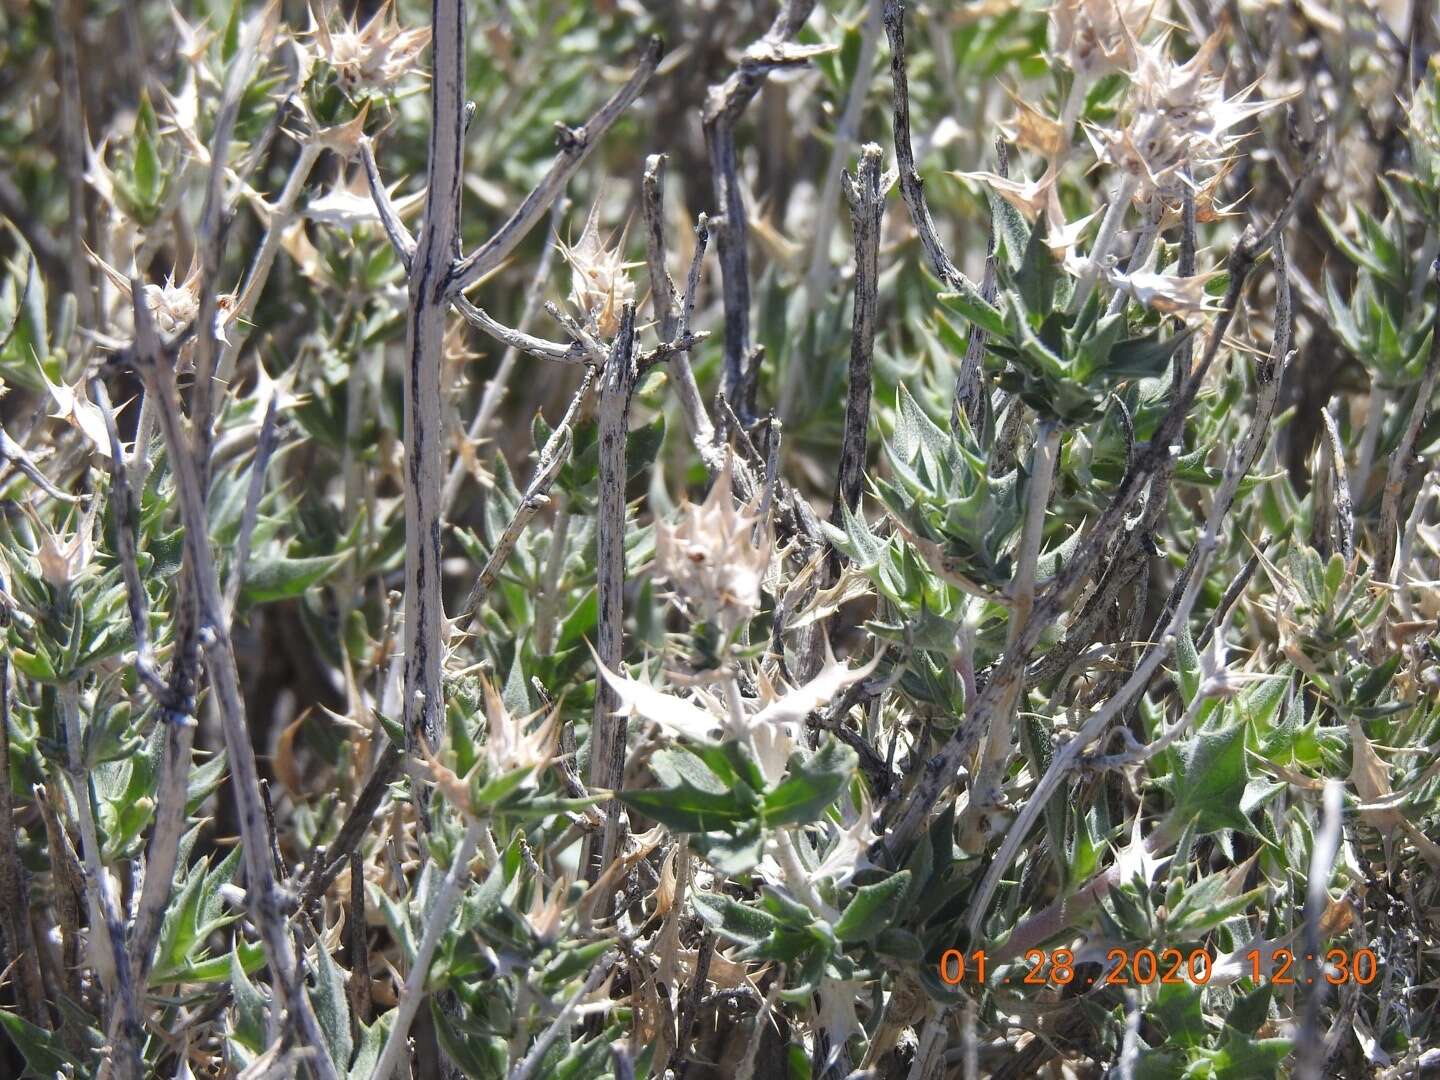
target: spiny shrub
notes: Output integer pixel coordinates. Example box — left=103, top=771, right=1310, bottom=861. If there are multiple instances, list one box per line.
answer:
left=1, top=1, right=1438, bottom=1078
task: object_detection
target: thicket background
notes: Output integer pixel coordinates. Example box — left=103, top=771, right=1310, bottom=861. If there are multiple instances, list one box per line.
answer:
left=1, top=0, right=1439, bottom=1077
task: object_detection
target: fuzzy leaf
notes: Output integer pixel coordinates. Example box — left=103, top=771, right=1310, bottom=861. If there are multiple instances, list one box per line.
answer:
left=833, top=871, right=911, bottom=942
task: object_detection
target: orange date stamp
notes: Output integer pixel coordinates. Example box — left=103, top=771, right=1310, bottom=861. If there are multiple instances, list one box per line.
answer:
left=937, top=946, right=1379, bottom=987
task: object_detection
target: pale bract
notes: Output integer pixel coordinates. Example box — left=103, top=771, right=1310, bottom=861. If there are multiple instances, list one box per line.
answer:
left=308, top=0, right=431, bottom=94
left=653, top=459, right=772, bottom=636
left=480, top=678, right=559, bottom=779
left=560, top=201, right=638, bottom=339
left=600, top=651, right=878, bottom=785
left=1051, top=0, right=1152, bottom=81
left=809, top=788, right=880, bottom=887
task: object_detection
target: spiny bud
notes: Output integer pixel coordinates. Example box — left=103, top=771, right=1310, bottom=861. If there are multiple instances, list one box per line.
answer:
left=654, top=458, right=770, bottom=636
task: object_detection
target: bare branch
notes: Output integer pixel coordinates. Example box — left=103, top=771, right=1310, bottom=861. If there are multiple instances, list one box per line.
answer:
left=704, top=2, right=826, bottom=412
left=89, top=378, right=167, bottom=698
left=126, top=284, right=340, bottom=1080
left=0, top=424, right=85, bottom=504
left=223, top=392, right=280, bottom=623
left=882, top=0, right=981, bottom=298
left=829, top=144, right=888, bottom=553
left=458, top=367, right=597, bottom=624
left=401, top=0, right=469, bottom=764
left=454, top=296, right=587, bottom=366
left=444, top=197, right=572, bottom=513
left=447, top=39, right=663, bottom=297
left=359, top=134, right=416, bottom=270
left=584, top=303, right=638, bottom=893
left=640, top=159, right=718, bottom=462
left=642, top=155, right=680, bottom=342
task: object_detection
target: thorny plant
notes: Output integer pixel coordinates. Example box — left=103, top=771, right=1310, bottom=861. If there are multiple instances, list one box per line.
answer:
left=0, top=1, right=1439, bottom=1079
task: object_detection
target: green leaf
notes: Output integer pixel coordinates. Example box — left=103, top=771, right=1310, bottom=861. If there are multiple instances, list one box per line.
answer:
left=241, top=551, right=348, bottom=605
left=691, top=824, right=765, bottom=874
left=763, top=740, right=857, bottom=827
left=1212, top=1028, right=1293, bottom=1079
left=1175, top=623, right=1201, bottom=704
left=0, top=1010, right=78, bottom=1076
left=875, top=927, right=923, bottom=960
left=310, top=934, right=354, bottom=1068
left=1132, top=1048, right=1186, bottom=1080
left=349, top=1016, right=394, bottom=1080
left=626, top=414, right=666, bottom=480
left=1168, top=717, right=1254, bottom=835
left=469, top=765, right=535, bottom=811
left=693, top=891, right=779, bottom=946
left=221, top=0, right=243, bottom=63
left=1149, top=983, right=1206, bottom=1048
left=132, top=91, right=161, bottom=208
left=833, top=871, right=911, bottom=942
left=1226, top=983, right=1273, bottom=1036
left=937, top=282, right=1006, bottom=338
left=429, top=999, right=507, bottom=1080
left=1103, top=325, right=1195, bottom=379
left=543, top=938, right=615, bottom=985
left=164, top=938, right=265, bottom=984
left=691, top=741, right=767, bottom=793
left=1015, top=214, right=1058, bottom=314
left=229, top=945, right=270, bottom=1054
left=619, top=780, right=754, bottom=833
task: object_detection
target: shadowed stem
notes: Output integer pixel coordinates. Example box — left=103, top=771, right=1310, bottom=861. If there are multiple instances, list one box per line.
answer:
left=585, top=304, right=639, bottom=896
left=368, top=817, right=487, bottom=1080
left=401, top=0, right=468, bottom=766
left=128, top=286, right=340, bottom=1080
left=965, top=419, right=1059, bottom=840
left=828, top=144, right=889, bottom=575
left=704, top=0, right=822, bottom=413
left=641, top=155, right=718, bottom=460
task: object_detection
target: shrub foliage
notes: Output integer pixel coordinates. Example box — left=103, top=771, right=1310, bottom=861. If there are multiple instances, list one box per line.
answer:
left=1, top=0, right=1439, bottom=1077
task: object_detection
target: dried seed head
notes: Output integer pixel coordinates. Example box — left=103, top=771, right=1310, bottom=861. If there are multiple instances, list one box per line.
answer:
left=309, top=0, right=430, bottom=95
left=480, top=678, right=559, bottom=779
left=1088, top=31, right=1286, bottom=198
left=560, top=200, right=637, bottom=339
left=90, top=254, right=234, bottom=344
left=26, top=504, right=96, bottom=592
left=654, top=459, right=771, bottom=635
left=1051, top=0, right=1152, bottom=81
